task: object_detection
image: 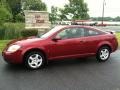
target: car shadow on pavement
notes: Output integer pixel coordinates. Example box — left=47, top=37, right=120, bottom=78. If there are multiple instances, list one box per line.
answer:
left=3, top=57, right=105, bottom=72
left=47, top=57, right=97, bottom=67
left=4, top=64, right=27, bottom=71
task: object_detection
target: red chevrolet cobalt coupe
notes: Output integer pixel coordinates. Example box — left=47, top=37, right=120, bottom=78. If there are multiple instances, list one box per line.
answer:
left=2, top=26, right=118, bottom=69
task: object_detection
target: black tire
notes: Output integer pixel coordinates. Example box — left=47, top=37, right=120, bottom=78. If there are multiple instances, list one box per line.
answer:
left=24, top=51, right=45, bottom=70
left=96, top=46, right=111, bottom=62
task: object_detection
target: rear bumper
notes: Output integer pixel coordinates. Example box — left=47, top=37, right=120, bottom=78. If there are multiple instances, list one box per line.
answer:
left=113, top=43, right=118, bottom=52
left=112, top=37, right=119, bottom=52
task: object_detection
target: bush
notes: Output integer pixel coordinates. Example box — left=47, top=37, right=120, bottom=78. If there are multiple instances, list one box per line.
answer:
left=0, top=6, right=13, bottom=22
left=4, top=23, right=24, bottom=39
left=15, top=13, right=25, bottom=22
left=0, top=26, right=5, bottom=39
left=21, top=29, right=38, bottom=37
left=0, top=23, right=25, bottom=40
left=0, top=23, right=39, bottom=40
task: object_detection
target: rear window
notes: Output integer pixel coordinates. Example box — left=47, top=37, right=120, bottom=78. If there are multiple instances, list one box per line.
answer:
left=84, top=28, right=104, bottom=36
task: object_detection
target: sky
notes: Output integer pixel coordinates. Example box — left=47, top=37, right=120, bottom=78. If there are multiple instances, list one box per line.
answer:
left=42, top=0, right=120, bottom=17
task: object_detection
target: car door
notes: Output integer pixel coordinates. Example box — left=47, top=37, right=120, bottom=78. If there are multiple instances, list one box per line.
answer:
left=83, top=28, right=104, bottom=54
left=49, top=27, right=86, bottom=60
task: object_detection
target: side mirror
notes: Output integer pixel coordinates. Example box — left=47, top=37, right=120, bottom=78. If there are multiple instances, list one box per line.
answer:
left=52, top=37, right=62, bottom=41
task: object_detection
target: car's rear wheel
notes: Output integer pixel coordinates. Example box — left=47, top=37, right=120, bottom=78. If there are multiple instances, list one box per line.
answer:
left=96, top=46, right=111, bottom=62
left=25, top=51, right=45, bottom=69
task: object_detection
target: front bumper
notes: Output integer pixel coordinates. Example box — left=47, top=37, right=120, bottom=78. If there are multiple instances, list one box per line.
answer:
left=2, top=50, right=23, bottom=64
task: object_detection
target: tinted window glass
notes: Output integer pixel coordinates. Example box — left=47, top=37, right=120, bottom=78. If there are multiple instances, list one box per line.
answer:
left=84, top=28, right=102, bottom=36
left=56, top=28, right=85, bottom=39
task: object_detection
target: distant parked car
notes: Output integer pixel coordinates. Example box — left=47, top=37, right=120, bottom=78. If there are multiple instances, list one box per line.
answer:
left=2, top=25, right=118, bottom=69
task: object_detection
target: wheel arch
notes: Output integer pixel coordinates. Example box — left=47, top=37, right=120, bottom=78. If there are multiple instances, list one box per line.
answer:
left=97, top=43, right=112, bottom=53
left=23, top=48, right=47, bottom=63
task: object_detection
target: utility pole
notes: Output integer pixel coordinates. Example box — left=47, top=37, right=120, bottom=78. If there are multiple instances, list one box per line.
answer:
left=102, top=0, right=105, bottom=24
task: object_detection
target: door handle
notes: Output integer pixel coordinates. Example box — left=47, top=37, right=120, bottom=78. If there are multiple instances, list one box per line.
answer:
left=80, top=40, right=85, bottom=43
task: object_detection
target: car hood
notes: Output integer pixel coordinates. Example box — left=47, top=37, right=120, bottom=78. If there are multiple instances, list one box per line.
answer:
left=7, top=37, right=44, bottom=46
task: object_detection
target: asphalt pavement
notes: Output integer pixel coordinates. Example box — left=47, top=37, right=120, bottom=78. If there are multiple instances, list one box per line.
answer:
left=95, top=26, right=120, bottom=32
left=0, top=50, right=120, bottom=90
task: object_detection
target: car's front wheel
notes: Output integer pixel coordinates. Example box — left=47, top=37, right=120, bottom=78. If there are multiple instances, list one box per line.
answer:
left=25, top=51, right=45, bottom=69
left=96, top=46, right=111, bottom=62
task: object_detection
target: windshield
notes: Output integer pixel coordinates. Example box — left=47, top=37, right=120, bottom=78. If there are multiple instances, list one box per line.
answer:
left=40, top=26, right=64, bottom=39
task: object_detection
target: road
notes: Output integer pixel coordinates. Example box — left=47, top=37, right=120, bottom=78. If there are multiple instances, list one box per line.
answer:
left=0, top=50, right=120, bottom=90
left=95, top=26, right=120, bottom=32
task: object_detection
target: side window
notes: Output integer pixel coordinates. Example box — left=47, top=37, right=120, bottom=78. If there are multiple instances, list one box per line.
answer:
left=56, top=28, right=85, bottom=39
left=56, top=29, right=69, bottom=39
left=75, top=28, right=85, bottom=37
left=84, top=29, right=102, bottom=36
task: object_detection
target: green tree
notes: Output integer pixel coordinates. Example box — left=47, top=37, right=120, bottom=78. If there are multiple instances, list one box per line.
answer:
left=49, top=6, right=59, bottom=24
left=0, top=0, right=11, bottom=11
left=23, top=0, right=47, bottom=11
left=6, top=0, right=21, bottom=21
left=90, top=17, right=120, bottom=21
left=60, top=0, right=89, bottom=20
left=114, top=16, right=120, bottom=21
left=0, top=5, right=12, bottom=39
left=0, top=6, right=13, bottom=24
left=91, top=17, right=113, bottom=21
left=15, top=13, right=25, bottom=22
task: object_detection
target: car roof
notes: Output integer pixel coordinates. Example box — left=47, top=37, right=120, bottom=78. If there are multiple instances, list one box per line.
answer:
left=55, top=25, right=99, bottom=30
left=54, top=25, right=107, bottom=34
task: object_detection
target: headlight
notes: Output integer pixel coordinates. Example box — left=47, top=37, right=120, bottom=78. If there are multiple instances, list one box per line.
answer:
left=7, top=45, right=21, bottom=52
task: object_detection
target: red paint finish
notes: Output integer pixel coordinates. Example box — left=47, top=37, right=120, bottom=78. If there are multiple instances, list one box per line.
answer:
left=2, top=25, right=118, bottom=64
